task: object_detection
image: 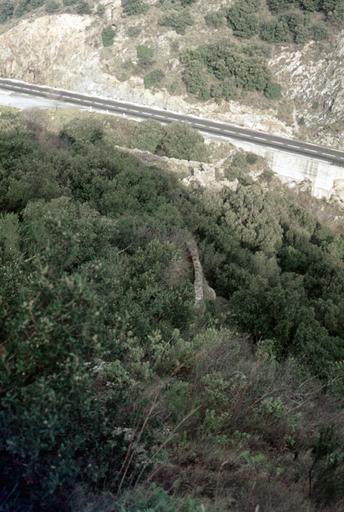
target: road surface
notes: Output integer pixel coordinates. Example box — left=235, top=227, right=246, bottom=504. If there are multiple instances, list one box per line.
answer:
left=0, top=78, right=343, bottom=166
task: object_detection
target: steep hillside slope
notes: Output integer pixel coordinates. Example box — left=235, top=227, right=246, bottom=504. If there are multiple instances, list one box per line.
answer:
left=2, top=109, right=344, bottom=511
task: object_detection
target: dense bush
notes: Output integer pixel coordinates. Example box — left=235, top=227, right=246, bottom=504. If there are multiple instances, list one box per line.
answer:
left=157, top=121, right=208, bottom=160
left=45, top=0, right=60, bottom=12
left=267, top=0, right=344, bottom=23
left=226, top=0, right=260, bottom=38
left=136, top=45, right=155, bottom=68
left=204, top=10, right=225, bottom=28
left=121, top=0, right=149, bottom=16
left=132, top=119, right=164, bottom=152
left=127, top=25, right=142, bottom=37
left=159, top=9, right=194, bottom=34
left=144, top=68, right=165, bottom=89
left=2, top=116, right=344, bottom=510
left=181, top=41, right=281, bottom=100
left=101, top=26, right=115, bottom=47
left=75, top=0, right=91, bottom=14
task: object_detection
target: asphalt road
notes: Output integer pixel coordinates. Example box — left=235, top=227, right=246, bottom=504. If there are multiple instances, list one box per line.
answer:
left=0, top=77, right=343, bottom=166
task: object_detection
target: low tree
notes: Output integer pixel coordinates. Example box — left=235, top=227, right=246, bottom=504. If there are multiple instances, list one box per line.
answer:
left=158, top=122, right=208, bottom=161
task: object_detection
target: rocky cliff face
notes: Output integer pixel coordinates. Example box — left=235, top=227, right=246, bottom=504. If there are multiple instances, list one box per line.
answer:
left=0, top=15, right=102, bottom=89
left=270, top=31, right=344, bottom=149
left=0, top=10, right=342, bottom=148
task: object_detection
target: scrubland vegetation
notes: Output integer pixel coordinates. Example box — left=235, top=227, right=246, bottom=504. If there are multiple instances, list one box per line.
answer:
left=1, top=110, right=344, bottom=511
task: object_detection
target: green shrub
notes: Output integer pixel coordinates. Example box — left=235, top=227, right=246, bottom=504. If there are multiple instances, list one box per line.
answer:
left=312, top=22, right=328, bottom=40
left=204, top=10, right=225, bottom=28
left=127, top=25, right=142, bottom=37
left=246, top=152, right=259, bottom=165
left=182, top=60, right=210, bottom=100
left=159, top=10, right=194, bottom=34
left=264, top=82, right=282, bottom=100
left=45, top=0, right=60, bottom=12
left=0, top=0, right=14, bottom=23
left=181, top=41, right=275, bottom=100
left=260, top=18, right=292, bottom=42
left=3, top=115, right=344, bottom=511
left=132, top=120, right=164, bottom=152
left=117, top=485, right=207, bottom=512
left=226, top=0, right=260, bottom=38
left=96, top=3, right=105, bottom=15
left=101, top=26, right=115, bottom=47
left=14, top=0, right=44, bottom=17
left=136, top=45, right=155, bottom=68
left=122, top=0, right=149, bottom=16
left=323, top=0, right=344, bottom=23
left=144, top=69, right=165, bottom=89
left=300, top=0, right=322, bottom=11
left=75, top=0, right=91, bottom=14
left=158, top=122, right=208, bottom=161
left=267, top=0, right=295, bottom=13
left=261, top=12, right=316, bottom=43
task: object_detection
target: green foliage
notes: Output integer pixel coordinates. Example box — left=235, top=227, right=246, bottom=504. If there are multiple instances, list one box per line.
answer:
left=159, top=9, right=194, bottom=34
left=2, top=117, right=344, bottom=510
left=261, top=17, right=293, bottom=42
left=226, top=0, right=260, bottom=38
left=0, top=124, right=197, bottom=508
left=122, top=0, right=149, bottom=16
left=101, top=26, right=116, bottom=47
left=136, top=45, right=155, bottom=68
left=181, top=41, right=280, bottom=101
left=323, top=0, right=344, bottom=23
left=96, top=3, right=105, bottom=15
left=312, top=22, right=328, bottom=39
left=14, top=0, right=45, bottom=17
left=157, top=122, right=208, bottom=160
left=144, top=68, right=165, bottom=89
left=310, top=427, right=344, bottom=503
left=267, top=0, right=296, bottom=13
left=127, top=25, right=142, bottom=37
left=132, top=119, right=164, bottom=153
left=0, top=0, right=14, bottom=23
left=182, top=60, right=211, bottom=100
left=117, top=485, right=207, bottom=512
left=261, top=13, right=320, bottom=43
left=204, top=10, right=225, bottom=28
left=60, top=117, right=104, bottom=146
left=45, top=0, right=60, bottom=12
left=75, top=0, right=91, bottom=14
left=266, top=0, right=344, bottom=24
left=264, top=81, right=282, bottom=99
left=224, top=151, right=259, bottom=182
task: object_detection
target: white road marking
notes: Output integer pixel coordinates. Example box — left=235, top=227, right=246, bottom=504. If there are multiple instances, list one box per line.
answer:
left=1, top=82, right=344, bottom=164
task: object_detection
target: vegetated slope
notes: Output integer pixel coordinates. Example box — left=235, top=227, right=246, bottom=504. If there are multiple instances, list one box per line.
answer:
left=0, top=0, right=343, bottom=144
left=2, top=111, right=344, bottom=511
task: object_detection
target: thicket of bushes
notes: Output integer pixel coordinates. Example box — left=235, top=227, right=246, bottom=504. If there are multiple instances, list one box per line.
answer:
left=143, top=69, right=165, bottom=89
left=1, top=114, right=344, bottom=510
left=61, top=117, right=209, bottom=161
left=101, top=26, right=115, bottom=47
left=203, top=0, right=340, bottom=44
left=121, top=0, right=149, bottom=16
left=158, top=9, right=194, bottom=34
left=181, top=41, right=281, bottom=101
